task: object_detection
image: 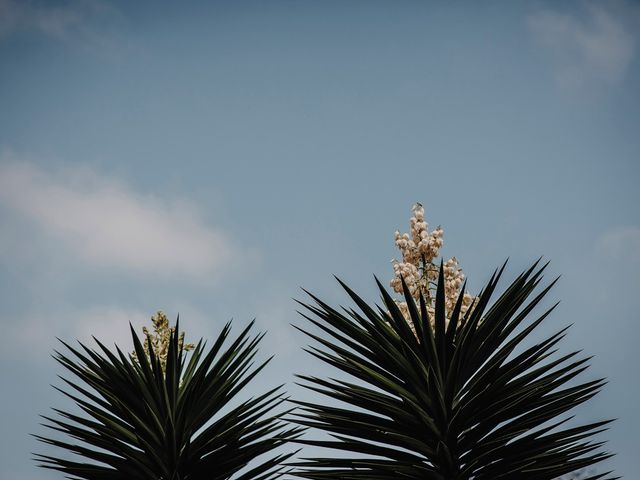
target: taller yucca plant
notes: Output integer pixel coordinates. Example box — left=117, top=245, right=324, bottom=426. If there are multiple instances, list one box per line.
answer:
left=292, top=261, right=616, bottom=479
left=35, top=315, right=301, bottom=480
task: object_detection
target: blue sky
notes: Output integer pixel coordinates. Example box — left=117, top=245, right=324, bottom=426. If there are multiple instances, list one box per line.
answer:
left=0, top=0, right=638, bottom=478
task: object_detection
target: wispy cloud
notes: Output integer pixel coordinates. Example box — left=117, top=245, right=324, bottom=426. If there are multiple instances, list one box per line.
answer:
left=598, top=226, right=640, bottom=263
left=0, top=0, right=123, bottom=54
left=0, top=158, right=237, bottom=278
left=527, top=2, right=637, bottom=89
left=4, top=305, right=151, bottom=359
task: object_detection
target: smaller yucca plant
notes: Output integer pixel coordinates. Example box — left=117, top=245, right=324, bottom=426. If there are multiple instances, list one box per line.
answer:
left=35, top=313, right=301, bottom=480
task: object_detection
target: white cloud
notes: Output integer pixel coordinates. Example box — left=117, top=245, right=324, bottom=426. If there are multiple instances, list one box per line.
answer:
left=598, top=226, right=640, bottom=263
left=5, top=305, right=151, bottom=359
left=0, top=0, right=123, bottom=54
left=527, top=2, right=637, bottom=89
left=1, top=295, right=241, bottom=360
left=0, top=159, right=236, bottom=278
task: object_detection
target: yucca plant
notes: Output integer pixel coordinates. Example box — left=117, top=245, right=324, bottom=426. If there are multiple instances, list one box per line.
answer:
left=291, top=261, right=616, bottom=480
left=34, top=314, right=301, bottom=480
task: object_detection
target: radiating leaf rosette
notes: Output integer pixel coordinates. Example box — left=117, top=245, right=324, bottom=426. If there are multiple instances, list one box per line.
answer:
left=35, top=318, right=302, bottom=480
left=292, top=261, right=616, bottom=480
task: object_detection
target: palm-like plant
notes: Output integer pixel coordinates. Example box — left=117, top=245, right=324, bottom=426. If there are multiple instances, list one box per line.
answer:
left=35, top=317, right=301, bottom=480
left=292, top=262, right=616, bottom=480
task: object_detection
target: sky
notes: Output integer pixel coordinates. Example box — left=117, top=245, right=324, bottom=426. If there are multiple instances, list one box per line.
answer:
left=0, top=0, right=638, bottom=478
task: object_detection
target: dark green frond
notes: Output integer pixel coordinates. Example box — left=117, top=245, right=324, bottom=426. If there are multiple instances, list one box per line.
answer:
left=35, top=318, right=302, bottom=480
left=292, top=263, right=615, bottom=480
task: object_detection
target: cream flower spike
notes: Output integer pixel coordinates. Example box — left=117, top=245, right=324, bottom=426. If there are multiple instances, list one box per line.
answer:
left=390, top=204, right=476, bottom=334
left=132, top=311, right=195, bottom=374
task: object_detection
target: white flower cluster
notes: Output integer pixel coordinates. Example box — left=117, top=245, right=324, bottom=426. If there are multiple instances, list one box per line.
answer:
left=132, top=311, right=195, bottom=374
left=390, top=203, right=476, bottom=333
